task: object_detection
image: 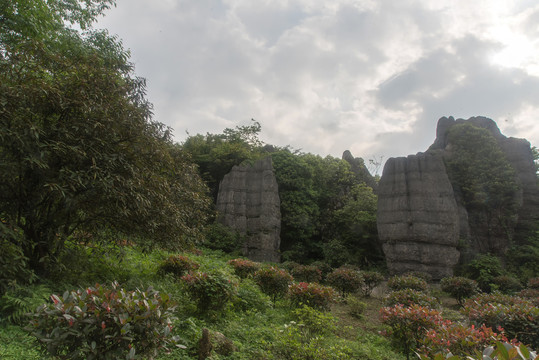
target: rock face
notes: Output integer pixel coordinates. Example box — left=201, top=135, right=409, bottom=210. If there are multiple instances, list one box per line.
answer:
left=377, top=152, right=461, bottom=279
left=216, top=157, right=281, bottom=262
left=342, top=150, right=378, bottom=192
left=378, top=116, right=539, bottom=279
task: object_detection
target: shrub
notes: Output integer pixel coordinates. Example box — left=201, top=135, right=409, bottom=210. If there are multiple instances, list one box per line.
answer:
left=287, top=282, right=336, bottom=310
left=202, top=222, right=244, bottom=253
left=309, top=261, right=333, bottom=280
left=290, top=264, right=322, bottom=283
left=227, top=258, right=260, bottom=279
left=0, top=229, right=36, bottom=296
left=527, top=277, right=539, bottom=290
left=440, top=276, right=479, bottom=306
left=464, top=254, right=505, bottom=292
left=380, top=304, right=447, bottom=360
left=158, top=254, right=199, bottom=277
left=359, top=270, right=385, bottom=297
left=26, top=282, right=181, bottom=360
left=181, top=271, right=237, bottom=313
left=0, top=283, right=50, bottom=325
left=404, top=271, right=432, bottom=282
left=384, top=289, right=439, bottom=309
left=326, top=267, right=364, bottom=297
left=292, top=305, right=337, bottom=335
left=231, top=278, right=271, bottom=312
left=253, top=267, right=293, bottom=301
left=492, top=275, right=523, bottom=294
left=462, top=293, right=539, bottom=348
left=518, top=289, right=539, bottom=306
left=345, top=295, right=366, bottom=319
left=387, top=274, right=428, bottom=292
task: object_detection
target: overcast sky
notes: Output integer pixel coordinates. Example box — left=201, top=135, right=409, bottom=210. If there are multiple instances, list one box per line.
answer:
left=97, top=0, right=539, bottom=169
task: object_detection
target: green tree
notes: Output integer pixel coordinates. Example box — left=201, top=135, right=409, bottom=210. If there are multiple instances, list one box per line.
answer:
left=0, top=0, right=210, bottom=274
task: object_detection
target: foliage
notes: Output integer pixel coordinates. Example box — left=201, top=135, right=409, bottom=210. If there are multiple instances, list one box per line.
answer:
left=527, top=277, right=539, bottom=289
left=492, top=275, right=523, bottom=294
left=462, top=293, right=539, bottom=348
left=291, top=305, right=338, bottom=336
left=231, top=278, right=272, bottom=313
left=26, top=282, right=181, bottom=360
left=290, top=264, right=323, bottom=283
left=506, top=235, right=539, bottom=283
left=0, top=325, right=41, bottom=359
left=0, top=0, right=211, bottom=275
left=254, top=266, right=293, bottom=302
left=326, top=267, right=364, bottom=297
left=227, top=258, right=261, bottom=279
left=180, top=270, right=237, bottom=314
left=359, top=270, right=385, bottom=297
left=287, top=282, right=337, bottom=310
left=346, top=294, right=367, bottom=318
left=440, top=276, right=479, bottom=306
left=158, top=254, right=200, bottom=278
left=463, top=254, right=505, bottom=292
left=202, top=223, right=244, bottom=253
left=380, top=304, right=447, bottom=360
left=387, top=275, right=428, bottom=292
left=0, top=226, right=36, bottom=295
left=0, top=283, right=50, bottom=324
left=384, top=289, right=439, bottom=309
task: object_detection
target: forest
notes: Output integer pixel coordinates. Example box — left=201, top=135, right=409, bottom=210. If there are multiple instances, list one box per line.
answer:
left=1, top=1, right=538, bottom=359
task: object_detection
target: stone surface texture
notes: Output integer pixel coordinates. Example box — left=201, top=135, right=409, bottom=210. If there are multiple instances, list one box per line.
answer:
left=378, top=116, right=539, bottom=279
left=342, top=150, right=378, bottom=192
left=216, top=157, right=281, bottom=262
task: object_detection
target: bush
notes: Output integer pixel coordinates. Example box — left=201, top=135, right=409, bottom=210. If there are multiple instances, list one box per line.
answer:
left=527, top=277, right=539, bottom=290
left=253, top=267, right=293, bottom=301
left=231, top=278, right=271, bottom=312
left=309, top=261, right=333, bottom=280
left=492, top=275, right=523, bottom=294
left=0, top=283, right=50, bottom=325
left=181, top=270, right=237, bottom=314
left=326, top=267, right=364, bottom=297
left=387, top=274, right=428, bottom=292
left=462, top=293, right=539, bottom=348
left=287, top=282, right=336, bottom=310
left=464, top=254, right=505, bottom=292
left=440, top=276, right=479, bottom=306
left=291, top=305, right=337, bottom=336
left=290, top=264, right=322, bottom=283
left=158, top=254, right=200, bottom=277
left=203, top=222, right=244, bottom=253
left=384, top=289, right=439, bottom=309
left=380, top=304, right=447, bottom=360
left=227, top=258, right=260, bottom=279
left=0, top=229, right=36, bottom=296
left=518, top=289, right=539, bottom=306
left=26, top=282, right=180, bottom=360
left=359, top=270, right=385, bottom=297
left=345, top=294, right=366, bottom=319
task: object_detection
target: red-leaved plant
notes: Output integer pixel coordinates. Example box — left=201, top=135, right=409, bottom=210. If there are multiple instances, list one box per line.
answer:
left=287, top=282, right=336, bottom=310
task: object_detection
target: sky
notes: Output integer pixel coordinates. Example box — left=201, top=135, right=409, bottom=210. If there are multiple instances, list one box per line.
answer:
left=96, top=0, right=539, bottom=171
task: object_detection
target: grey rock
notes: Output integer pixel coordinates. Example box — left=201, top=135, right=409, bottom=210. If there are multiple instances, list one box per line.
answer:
left=342, top=150, right=378, bottom=192
left=216, top=157, right=281, bottom=262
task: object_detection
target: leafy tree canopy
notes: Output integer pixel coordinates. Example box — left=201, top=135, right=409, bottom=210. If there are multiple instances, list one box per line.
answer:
left=0, top=0, right=211, bottom=274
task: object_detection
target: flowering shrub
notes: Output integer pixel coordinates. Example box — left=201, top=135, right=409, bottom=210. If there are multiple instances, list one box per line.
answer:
left=290, top=265, right=322, bottom=283
left=326, top=267, right=364, bottom=297
left=419, top=323, right=508, bottom=358
left=387, top=274, right=428, bottom=292
left=517, top=289, right=539, bottom=306
left=26, top=282, right=180, bottom=360
left=158, top=254, right=199, bottom=277
left=227, top=258, right=260, bottom=279
left=492, top=275, right=523, bottom=294
left=462, top=293, right=539, bottom=348
left=384, top=289, right=439, bottom=309
left=380, top=304, right=446, bottom=360
left=527, top=277, right=539, bottom=290
left=254, top=267, right=293, bottom=301
left=287, top=282, right=336, bottom=310
left=419, top=341, right=537, bottom=360
left=181, top=271, right=237, bottom=313
left=359, top=270, right=385, bottom=297
left=440, top=276, right=479, bottom=306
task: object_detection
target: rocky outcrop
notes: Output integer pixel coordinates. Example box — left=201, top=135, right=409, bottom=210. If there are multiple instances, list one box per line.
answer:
left=378, top=116, right=539, bottom=278
left=216, top=157, right=281, bottom=262
left=377, top=152, right=461, bottom=279
left=342, top=150, right=378, bottom=192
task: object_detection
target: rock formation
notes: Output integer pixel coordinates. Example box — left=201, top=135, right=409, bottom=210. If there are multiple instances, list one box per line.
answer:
left=216, top=157, right=281, bottom=262
left=342, top=150, right=378, bottom=192
left=378, top=116, right=539, bottom=279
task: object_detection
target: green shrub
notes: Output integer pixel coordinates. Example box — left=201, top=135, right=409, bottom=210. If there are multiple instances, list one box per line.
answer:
left=326, top=267, right=364, bottom=297
left=359, top=270, right=385, bottom=296
left=0, top=228, right=36, bottom=296
left=158, top=254, right=199, bottom=277
left=0, top=283, right=50, bottom=325
left=227, top=258, right=260, bottom=279
left=380, top=304, right=446, bottom=360
left=26, top=282, right=180, bottom=360
left=309, top=260, right=333, bottom=280
left=290, top=264, right=322, bottom=283
left=518, top=289, right=539, bottom=306
left=384, top=289, right=439, bottom=309
left=202, top=222, right=244, bottom=253
left=440, top=276, right=479, bottom=306
left=464, top=254, right=505, bottom=292
left=345, top=294, right=366, bottom=318
left=231, top=278, right=272, bottom=312
left=287, top=282, right=336, bottom=310
left=387, top=274, right=428, bottom=292
left=462, top=293, right=539, bottom=348
left=527, top=277, right=539, bottom=290
left=181, top=270, right=237, bottom=314
left=253, top=267, right=293, bottom=302
left=291, top=305, right=337, bottom=336
left=492, top=275, right=523, bottom=294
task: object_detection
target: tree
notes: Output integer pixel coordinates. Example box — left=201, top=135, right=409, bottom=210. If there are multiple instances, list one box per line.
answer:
left=0, top=0, right=211, bottom=274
